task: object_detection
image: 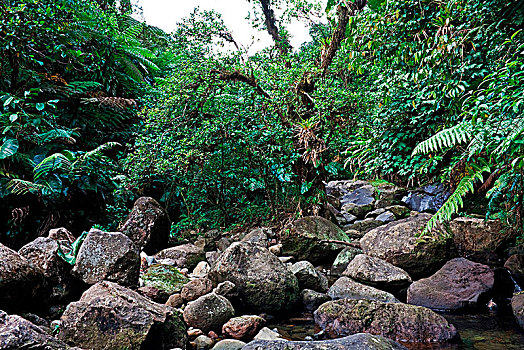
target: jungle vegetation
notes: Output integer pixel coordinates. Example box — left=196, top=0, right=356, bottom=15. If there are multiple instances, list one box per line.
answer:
left=1, top=0, right=523, bottom=246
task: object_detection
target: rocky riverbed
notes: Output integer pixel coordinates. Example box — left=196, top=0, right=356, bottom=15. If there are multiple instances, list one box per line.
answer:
left=1, top=180, right=524, bottom=349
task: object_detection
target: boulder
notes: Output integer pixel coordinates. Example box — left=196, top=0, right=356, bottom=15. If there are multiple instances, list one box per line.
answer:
left=141, top=264, right=189, bottom=296
left=450, top=217, right=507, bottom=263
left=0, top=310, right=70, bottom=349
left=211, top=339, right=246, bottom=350
left=19, top=237, right=77, bottom=302
left=375, top=211, right=395, bottom=223
left=253, top=327, right=283, bottom=340
left=511, top=293, right=524, bottom=330
left=343, top=254, right=412, bottom=290
left=155, top=243, right=205, bottom=270
left=48, top=227, right=76, bottom=244
left=240, top=228, right=270, bottom=247
left=213, top=281, right=238, bottom=301
left=281, top=216, right=351, bottom=264
left=183, top=293, right=235, bottom=332
left=59, top=281, right=187, bottom=349
left=181, top=277, right=213, bottom=302
left=340, top=185, right=376, bottom=218
left=222, top=315, right=265, bottom=340
left=401, top=183, right=450, bottom=212
left=192, top=261, right=211, bottom=277
left=290, top=261, right=329, bottom=292
left=301, top=289, right=331, bottom=312
left=0, top=243, right=45, bottom=313
left=328, top=277, right=399, bottom=303
left=209, top=242, right=299, bottom=313
left=243, top=333, right=408, bottom=350
left=345, top=219, right=383, bottom=234
left=193, top=335, right=215, bottom=349
left=71, top=228, right=140, bottom=287
left=137, top=286, right=166, bottom=303
left=360, top=213, right=456, bottom=279
left=385, top=205, right=411, bottom=219
left=331, top=247, right=362, bottom=276
left=165, top=293, right=184, bottom=308
left=118, top=196, right=170, bottom=254
left=407, top=258, right=494, bottom=311
left=314, top=299, right=458, bottom=344
left=505, top=254, right=524, bottom=287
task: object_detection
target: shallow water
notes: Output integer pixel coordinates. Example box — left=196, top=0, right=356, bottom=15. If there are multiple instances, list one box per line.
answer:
left=268, top=308, right=524, bottom=350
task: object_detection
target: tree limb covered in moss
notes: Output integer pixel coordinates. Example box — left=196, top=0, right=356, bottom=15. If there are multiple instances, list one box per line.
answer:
left=257, top=0, right=292, bottom=55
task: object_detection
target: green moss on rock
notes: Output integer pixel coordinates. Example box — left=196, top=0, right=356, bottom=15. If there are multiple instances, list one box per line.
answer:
left=141, top=264, right=189, bottom=295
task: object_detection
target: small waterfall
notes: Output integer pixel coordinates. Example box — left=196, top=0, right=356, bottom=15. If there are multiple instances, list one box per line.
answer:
left=509, top=273, right=523, bottom=293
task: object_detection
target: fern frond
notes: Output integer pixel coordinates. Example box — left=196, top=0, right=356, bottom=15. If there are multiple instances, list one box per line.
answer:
left=412, top=121, right=472, bottom=155
left=34, top=153, right=73, bottom=180
left=419, top=162, right=490, bottom=236
left=26, top=129, right=77, bottom=145
left=117, top=54, right=145, bottom=82
left=77, top=142, right=121, bottom=163
left=7, top=179, right=50, bottom=195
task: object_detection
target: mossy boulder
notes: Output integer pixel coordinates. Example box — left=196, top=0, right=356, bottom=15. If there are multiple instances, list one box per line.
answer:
left=314, top=299, right=458, bottom=344
left=281, top=216, right=351, bottom=264
left=59, top=281, right=187, bottom=349
left=155, top=243, right=205, bottom=270
left=331, top=247, right=362, bottom=276
left=141, top=264, right=189, bottom=296
left=209, top=242, right=299, bottom=314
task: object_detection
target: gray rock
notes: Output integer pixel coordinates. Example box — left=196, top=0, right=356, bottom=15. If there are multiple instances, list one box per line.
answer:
left=340, top=185, right=376, bottom=218
left=343, top=254, right=412, bottom=290
left=365, top=208, right=385, bottom=219
left=290, top=261, right=329, bottom=292
left=301, top=289, right=331, bottom=312
left=385, top=205, right=411, bottom=219
left=268, top=244, right=282, bottom=256
left=155, top=243, right=205, bottom=270
left=211, top=339, right=246, bottom=350
left=328, top=277, right=399, bottom=303
left=209, top=242, right=299, bottom=314
left=0, top=243, right=45, bottom=313
left=511, top=293, right=524, bottom=330
left=194, top=335, right=215, bottom=349
left=314, top=299, right=458, bottom=344
left=206, top=251, right=220, bottom=267
left=192, top=261, right=211, bottom=277
left=0, top=310, right=70, bottom=349
left=48, top=227, right=76, bottom=244
left=59, top=281, right=187, bottom=349
left=72, top=228, right=140, bottom=287
left=331, top=247, right=362, bottom=276
left=241, top=228, right=269, bottom=247
left=505, top=254, right=524, bottom=287
left=118, top=196, right=170, bottom=254
left=407, top=258, right=494, bottom=310
left=217, top=237, right=233, bottom=252
left=375, top=211, right=395, bottom=223
left=181, top=277, right=213, bottom=302
left=18, top=237, right=75, bottom=302
left=183, top=293, right=235, bottom=332
left=243, top=333, right=408, bottom=350
left=165, top=293, right=184, bottom=308
left=347, top=218, right=383, bottom=234
left=360, top=213, right=456, bottom=279
left=253, top=327, right=283, bottom=340
left=281, top=216, right=351, bottom=264
left=213, top=281, right=237, bottom=299
left=222, top=315, right=265, bottom=340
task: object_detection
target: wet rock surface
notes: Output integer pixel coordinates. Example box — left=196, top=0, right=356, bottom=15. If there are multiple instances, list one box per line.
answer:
left=290, top=260, right=329, bottom=292
left=243, top=333, right=408, bottom=350
left=314, top=299, right=458, bottom=344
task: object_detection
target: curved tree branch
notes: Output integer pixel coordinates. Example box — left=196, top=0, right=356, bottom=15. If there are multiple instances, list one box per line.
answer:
left=257, top=0, right=292, bottom=55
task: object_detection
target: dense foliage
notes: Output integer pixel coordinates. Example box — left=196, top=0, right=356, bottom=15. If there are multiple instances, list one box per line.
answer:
left=1, top=0, right=523, bottom=243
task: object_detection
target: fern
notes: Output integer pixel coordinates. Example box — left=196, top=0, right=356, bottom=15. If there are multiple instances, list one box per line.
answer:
left=7, top=179, right=51, bottom=195
left=412, top=121, right=473, bottom=155
left=34, top=153, right=73, bottom=180
left=419, top=161, right=490, bottom=236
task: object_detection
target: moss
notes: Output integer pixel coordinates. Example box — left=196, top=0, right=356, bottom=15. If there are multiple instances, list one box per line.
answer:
left=141, top=264, right=189, bottom=294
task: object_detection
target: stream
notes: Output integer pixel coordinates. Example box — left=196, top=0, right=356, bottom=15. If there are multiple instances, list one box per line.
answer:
left=268, top=306, right=524, bottom=349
